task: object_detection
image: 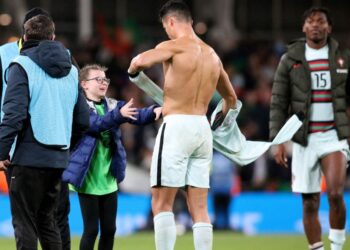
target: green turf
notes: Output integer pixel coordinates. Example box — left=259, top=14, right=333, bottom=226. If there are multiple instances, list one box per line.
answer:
left=0, top=232, right=349, bottom=250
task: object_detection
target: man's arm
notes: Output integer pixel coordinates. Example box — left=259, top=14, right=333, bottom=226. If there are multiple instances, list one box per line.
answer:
left=0, top=64, right=29, bottom=160
left=0, top=57, right=3, bottom=114
left=69, top=55, right=84, bottom=148
left=216, top=62, right=237, bottom=116
left=269, top=54, right=291, bottom=140
left=70, top=85, right=90, bottom=148
left=128, top=41, right=177, bottom=74
left=71, top=56, right=80, bottom=70
left=345, top=50, right=350, bottom=106
left=269, top=54, right=291, bottom=168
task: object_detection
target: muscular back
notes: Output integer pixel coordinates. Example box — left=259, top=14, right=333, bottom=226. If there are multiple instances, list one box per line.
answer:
left=161, top=37, right=220, bottom=116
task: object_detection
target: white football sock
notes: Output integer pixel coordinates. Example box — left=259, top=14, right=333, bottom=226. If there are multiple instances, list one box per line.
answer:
left=309, top=241, right=324, bottom=250
left=154, top=212, right=176, bottom=250
left=329, top=228, right=346, bottom=250
left=193, top=222, right=213, bottom=250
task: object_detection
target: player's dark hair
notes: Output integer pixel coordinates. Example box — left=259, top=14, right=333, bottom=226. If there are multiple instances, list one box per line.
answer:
left=302, top=7, right=333, bottom=26
left=24, top=15, right=55, bottom=40
left=159, top=0, right=192, bottom=22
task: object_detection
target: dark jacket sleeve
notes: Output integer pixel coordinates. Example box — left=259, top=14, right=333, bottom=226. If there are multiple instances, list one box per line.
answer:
left=71, top=85, right=90, bottom=147
left=0, top=64, right=29, bottom=160
left=87, top=104, right=126, bottom=135
left=0, top=57, right=2, bottom=112
left=87, top=101, right=158, bottom=135
left=345, top=51, right=350, bottom=106
left=69, top=55, right=84, bottom=148
left=71, top=56, right=80, bottom=70
left=269, top=54, right=291, bottom=140
left=127, top=104, right=158, bottom=125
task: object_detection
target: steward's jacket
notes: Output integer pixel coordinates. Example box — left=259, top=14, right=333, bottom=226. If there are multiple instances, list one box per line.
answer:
left=0, top=40, right=89, bottom=168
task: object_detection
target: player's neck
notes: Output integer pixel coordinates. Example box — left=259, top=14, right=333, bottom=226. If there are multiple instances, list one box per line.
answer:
left=306, top=38, right=328, bottom=50
left=175, top=26, right=196, bottom=39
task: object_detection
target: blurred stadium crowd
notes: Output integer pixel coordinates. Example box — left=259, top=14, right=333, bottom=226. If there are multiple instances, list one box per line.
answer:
left=0, top=0, right=350, bottom=195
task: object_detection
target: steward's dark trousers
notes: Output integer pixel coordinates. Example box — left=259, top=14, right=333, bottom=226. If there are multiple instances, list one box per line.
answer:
left=9, top=166, right=63, bottom=250
left=5, top=165, right=12, bottom=189
left=56, top=181, right=71, bottom=250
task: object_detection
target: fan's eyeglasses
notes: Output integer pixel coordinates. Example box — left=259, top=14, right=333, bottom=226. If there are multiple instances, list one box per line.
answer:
left=85, top=77, right=110, bottom=85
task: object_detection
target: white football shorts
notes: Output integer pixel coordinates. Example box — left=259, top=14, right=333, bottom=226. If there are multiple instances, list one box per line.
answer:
left=292, top=129, right=349, bottom=193
left=150, top=114, right=213, bottom=188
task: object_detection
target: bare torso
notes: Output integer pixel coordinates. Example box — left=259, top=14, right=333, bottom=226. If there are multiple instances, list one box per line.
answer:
left=161, top=36, right=220, bottom=116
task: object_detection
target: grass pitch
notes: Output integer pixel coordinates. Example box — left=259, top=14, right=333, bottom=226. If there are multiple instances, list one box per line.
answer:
left=0, top=232, right=348, bottom=250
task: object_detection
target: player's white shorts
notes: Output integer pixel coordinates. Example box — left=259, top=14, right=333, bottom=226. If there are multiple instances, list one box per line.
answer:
left=150, top=114, right=213, bottom=188
left=292, top=129, right=349, bottom=193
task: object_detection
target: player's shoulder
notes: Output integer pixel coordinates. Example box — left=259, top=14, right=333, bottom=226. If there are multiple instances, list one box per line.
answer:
left=155, top=39, right=182, bottom=48
left=155, top=40, right=171, bottom=49
left=156, top=39, right=188, bottom=53
left=200, top=41, right=220, bottom=62
left=206, top=44, right=218, bottom=56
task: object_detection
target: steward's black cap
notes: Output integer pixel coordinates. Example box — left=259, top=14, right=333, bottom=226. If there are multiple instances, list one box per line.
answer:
left=23, top=7, right=51, bottom=25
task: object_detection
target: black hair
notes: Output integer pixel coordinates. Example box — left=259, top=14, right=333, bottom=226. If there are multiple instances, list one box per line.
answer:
left=159, top=0, right=192, bottom=22
left=23, top=7, right=51, bottom=25
left=302, top=7, right=333, bottom=26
